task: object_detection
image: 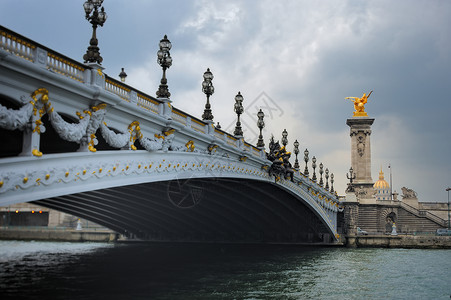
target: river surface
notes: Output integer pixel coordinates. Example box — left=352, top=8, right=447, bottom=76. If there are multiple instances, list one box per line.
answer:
left=0, top=240, right=450, bottom=299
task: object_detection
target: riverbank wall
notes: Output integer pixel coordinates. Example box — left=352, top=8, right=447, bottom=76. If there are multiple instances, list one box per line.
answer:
left=2, top=228, right=451, bottom=248
left=345, top=234, right=451, bottom=249
left=0, top=228, right=119, bottom=242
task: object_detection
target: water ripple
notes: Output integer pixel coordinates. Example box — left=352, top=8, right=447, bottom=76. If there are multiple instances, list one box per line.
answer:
left=0, top=242, right=450, bottom=299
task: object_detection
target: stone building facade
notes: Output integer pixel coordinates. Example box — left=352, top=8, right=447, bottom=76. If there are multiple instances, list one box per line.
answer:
left=0, top=202, right=105, bottom=229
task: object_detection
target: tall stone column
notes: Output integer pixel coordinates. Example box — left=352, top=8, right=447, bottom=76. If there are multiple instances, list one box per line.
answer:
left=346, top=117, right=375, bottom=199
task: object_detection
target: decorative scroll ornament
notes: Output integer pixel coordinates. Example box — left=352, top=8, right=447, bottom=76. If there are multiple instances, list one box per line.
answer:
left=185, top=140, right=195, bottom=152
left=128, top=121, right=140, bottom=150
left=207, top=144, right=218, bottom=154
left=84, top=104, right=108, bottom=152
left=30, top=89, right=48, bottom=135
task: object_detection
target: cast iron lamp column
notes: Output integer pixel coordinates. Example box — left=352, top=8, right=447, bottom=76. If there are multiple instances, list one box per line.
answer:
left=325, top=168, right=330, bottom=191
left=293, top=140, right=300, bottom=170
left=281, top=129, right=288, bottom=148
left=319, top=162, right=324, bottom=187
left=156, top=35, right=172, bottom=98
left=330, top=173, right=335, bottom=193
left=83, top=0, right=107, bottom=64
left=256, top=109, right=265, bottom=148
left=303, top=149, right=309, bottom=176
left=202, top=68, right=214, bottom=121
left=346, top=167, right=356, bottom=192
left=233, top=92, right=244, bottom=137
left=312, top=156, right=317, bottom=182
left=119, top=68, right=127, bottom=82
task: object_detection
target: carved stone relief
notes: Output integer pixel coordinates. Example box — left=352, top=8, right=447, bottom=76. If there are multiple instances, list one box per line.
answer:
left=357, top=133, right=365, bottom=157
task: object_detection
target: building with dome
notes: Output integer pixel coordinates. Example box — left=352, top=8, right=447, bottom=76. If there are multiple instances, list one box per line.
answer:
left=373, top=168, right=390, bottom=201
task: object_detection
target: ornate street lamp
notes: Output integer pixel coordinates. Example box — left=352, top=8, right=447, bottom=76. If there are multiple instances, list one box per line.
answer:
left=119, top=68, right=127, bottom=82
left=233, top=92, right=244, bottom=137
left=156, top=35, right=172, bottom=98
left=325, top=168, right=330, bottom=191
left=346, top=166, right=356, bottom=192
left=281, top=129, right=288, bottom=147
left=293, top=140, right=300, bottom=170
left=330, top=173, right=335, bottom=193
left=312, top=156, right=317, bottom=182
left=319, top=162, right=324, bottom=186
left=347, top=167, right=355, bottom=183
left=303, top=148, right=309, bottom=176
left=83, top=0, right=107, bottom=64
left=201, top=68, right=214, bottom=121
left=256, top=109, right=265, bottom=148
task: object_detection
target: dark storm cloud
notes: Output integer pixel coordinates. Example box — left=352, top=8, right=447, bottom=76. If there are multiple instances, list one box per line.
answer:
left=1, top=0, right=449, bottom=201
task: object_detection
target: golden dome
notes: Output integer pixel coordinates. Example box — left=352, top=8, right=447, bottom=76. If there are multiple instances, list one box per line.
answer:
left=373, top=169, right=389, bottom=189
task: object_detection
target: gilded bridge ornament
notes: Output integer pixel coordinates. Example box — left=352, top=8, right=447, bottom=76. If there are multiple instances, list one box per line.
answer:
left=345, top=90, right=373, bottom=117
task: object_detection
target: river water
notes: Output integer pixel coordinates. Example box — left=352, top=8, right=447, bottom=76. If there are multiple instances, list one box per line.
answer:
left=0, top=241, right=450, bottom=299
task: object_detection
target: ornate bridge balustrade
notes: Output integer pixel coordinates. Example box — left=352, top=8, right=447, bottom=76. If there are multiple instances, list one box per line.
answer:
left=0, top=25, right=340, bottom=243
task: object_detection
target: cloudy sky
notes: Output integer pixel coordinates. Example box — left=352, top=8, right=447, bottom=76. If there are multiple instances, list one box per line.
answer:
left=2, top=0, right=450, bottom=202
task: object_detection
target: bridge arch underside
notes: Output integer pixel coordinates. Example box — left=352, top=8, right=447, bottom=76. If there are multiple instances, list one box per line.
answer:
left=33, top=178, right=333, bottom=244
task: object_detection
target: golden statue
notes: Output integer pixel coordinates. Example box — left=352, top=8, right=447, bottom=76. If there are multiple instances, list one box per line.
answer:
left=345, top=90, right=372, bottom=117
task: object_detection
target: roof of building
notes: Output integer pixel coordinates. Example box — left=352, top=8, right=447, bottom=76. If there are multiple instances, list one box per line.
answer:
left=374, top=168, right=390, bottom=189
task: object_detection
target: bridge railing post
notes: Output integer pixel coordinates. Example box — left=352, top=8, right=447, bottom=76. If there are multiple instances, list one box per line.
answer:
left=158, top=98, right=172, bottom=119
left=186, top=117, right=192, bottom=128
left=237, top=137, right=244, bottom=150
left=33, top=47, right=48, bottom=69
left=204, top=120, right=215, bottom=136
left=87, top=64, right=105, bottom=88
left=130, top=90, right=138, bottom=104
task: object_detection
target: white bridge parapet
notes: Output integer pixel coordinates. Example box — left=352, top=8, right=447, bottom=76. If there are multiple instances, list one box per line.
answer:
left=0, top=25, right=340, bottom=240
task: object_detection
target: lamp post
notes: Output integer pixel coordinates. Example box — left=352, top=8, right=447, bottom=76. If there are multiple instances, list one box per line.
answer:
left=119, top=68, right=127, bottom=82
left=83, top=0, right=107, bottom=64
left=293, top=140, right=300, bottom=170
left=303, top=149, right=309, bottom=176
left=319, top=162, right=324, bottom=186
left=330, top=173, right=335, bottom=193
left=233, top=92, right=244, bottom=137
left=447, top=187, right=451, bottom=229
left=256, top=109, right=265, bottom=148
left=346, top=167, right=356, bottom=192
left=156, top=35, right=172, bottom=98
left=389, top=163, right=393, bottom=200
left=201, top=68, right=215, bottom=121
left=312, top=156, right=317, bottom=182
left=325, top=168, right=330, bottom=191
left=281, top=129, right=288, bottom=147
